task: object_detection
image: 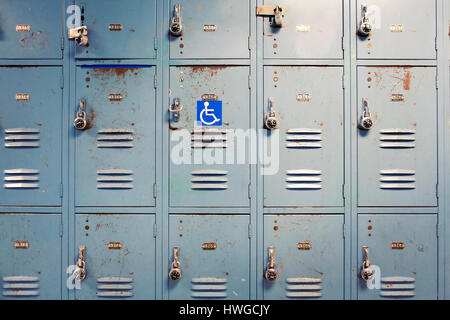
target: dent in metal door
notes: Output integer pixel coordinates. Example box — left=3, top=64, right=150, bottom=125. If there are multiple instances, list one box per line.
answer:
left=169, top=66, right=250, bottom=208
left=0, top=67, right=62, bottom=206
left=169, top=0, right=250, bottom=59
left=74, top=0, right=157, bottom=59
left=356, top=0, right=436, bottom=59
left=357, top=67, right=437, bottom=207
left=0, top=214, right=62, bottom=299
left=168, top=215, right=250, bottom=300
left=358, top=215, right=437, bottom=300
left=263, top=215, right=344, bottom=300
left=262, top=0, right=343, bottom=59
left=75, top=66, right=156, bottom=207
left=0, top=0, right=63, bottom=59
left=74, top=215, right=156, bottom=300
left=264, top=67, right=344, bottom=207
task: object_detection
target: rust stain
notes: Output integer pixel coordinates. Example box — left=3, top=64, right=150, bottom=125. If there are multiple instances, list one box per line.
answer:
left=90, top=68, right=142, bottom=80
left=84, top=108, right=96, bottom=130
left=403, top=71, right=411, bottom=90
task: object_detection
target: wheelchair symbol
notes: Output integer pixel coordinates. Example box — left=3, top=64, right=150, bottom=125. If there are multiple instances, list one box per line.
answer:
left=199, top=101, right=221, bottom=126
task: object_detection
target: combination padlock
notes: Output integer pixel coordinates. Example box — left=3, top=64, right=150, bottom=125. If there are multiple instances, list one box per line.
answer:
left=271, top=6, right=284, bottom=27
left=359, top=99, right=373, bottom=130
left=361, top=246, right=374, bottom=281
left=73, top=245, right=87, bottom=281
left=265, top=97, right=279, bottom=130
left=358, top=5, right=372, bottom=37
left=169, top=247, right=182, bottom=281
left=68, top=26, right=89, bottom=46
left=264, top=246, right=279, bottom=281
left=170, top=4, right=183, bottom=36
left=74, top=100, right=87, bottom=130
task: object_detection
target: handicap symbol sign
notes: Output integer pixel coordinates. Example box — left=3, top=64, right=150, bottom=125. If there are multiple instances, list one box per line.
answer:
left=197, top=100, right=222, bottom=126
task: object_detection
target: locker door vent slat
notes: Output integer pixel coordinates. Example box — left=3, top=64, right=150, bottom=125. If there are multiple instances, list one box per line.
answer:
left=96, top=128, right=134, bottom=148
left=191, top=278, right=227, bottom=299
left=379, top=170, right=416, bottom=189
left=96, top=277, right=134, bottom=298
left=191, top=170, right=228, bottom=190
left=286, top=128, right=322, bottom=148
left=285, top=277, right=322, bottom=298
left=97, top=170, right=134, bottom=189
left=4, top=128, right=40, bottom=148
left=2, top=276, right=40, bottom=297
left=286, top=170, right=322, bottom=190
left=3, top=169, right=40, bottom=189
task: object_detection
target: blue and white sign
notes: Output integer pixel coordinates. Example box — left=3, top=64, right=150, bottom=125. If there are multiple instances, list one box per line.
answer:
left=197, top=100, right=222, bottom=126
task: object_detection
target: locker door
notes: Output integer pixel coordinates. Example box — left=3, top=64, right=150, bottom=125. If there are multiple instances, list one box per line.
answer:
left=0, top=67, right=62, bottom=206
left=169, top=66, right=250, bottom=208
left=0, top=0, right=63, bottom=59
left=74, top=0, right=157, bottom=59
left=263, top=215, right=344, bottom=300
left=168, top=215, right=250, bottom=300
left=358, top=215, right=437, bottom=300
left=74, top=215, right=156, bottom=300
left=356, top=0, right=436, bottom=59
left=169, top=0, right=249, bottom=59
left=262, top=0, right=343, bottom=59
left=0, top=214, right=61, bottom=300
left=357, top=67, right=437, bottom=207
left=75, top=66, right=155, bottom=207
left=264, top=67, right=344, bottom=207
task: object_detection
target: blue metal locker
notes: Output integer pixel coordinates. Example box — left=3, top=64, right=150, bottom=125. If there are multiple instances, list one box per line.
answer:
left=74, top=214, right=156, bottom=300
left=262, top=0, right=343, bottom=59
left=357, top=215, right=437, bottom=300
left=0, top=0, right=63, bottom=59
left=357, top=67, right=437, bottom=207
left=74, top=66, right=156, bottom=207
left=356, top=0, right=436, bottom=59
left=263, top=215, right=344, bottom=299
left=168, top=66, right=250, bottom=208
left=168, top=215, right=250, bottom=299
left=263, top=66, right=344, bottom=207
left=0, top=214, right=62, bottom=299
left=0, top=67, right=62, bottom=206
left=169, top=1, right=250, bottom=59
left=73, top=0, right=157, bottom=59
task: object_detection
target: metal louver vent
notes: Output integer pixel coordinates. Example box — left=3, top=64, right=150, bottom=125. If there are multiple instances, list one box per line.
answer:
left=191, top=128, right=228, bottom=149
left=96, top=276, right=134, bottom=298
left=286, top=169, right=322, bottom=190
left=286, top=128, right=322, bottom=148
left=379, top=169, right=416, bottom=189
left=191, top=170, right=228, bottom=190
left=4, top=128, right=40, bottom=148
left=97, top=128, right=134, bottom=148
left=97, top=169, right=134, bottom=189
left=379, top=128, right=416, bottom=149
left=191, top=277, right=227, bottom=299
left=3, top=169, right=40, bottom=189
left=285, top=277, right=322, bottom=298
left=2, top=276, right=39, bottom=297
left=380, top=276, right=416, bottom=298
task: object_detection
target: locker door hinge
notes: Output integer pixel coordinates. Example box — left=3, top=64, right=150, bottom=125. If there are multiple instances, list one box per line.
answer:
left=435, top=72, right=439, bottom=89
left=60, top=72, right=64, bottom=89
left=341, top=36, right=344, bottom=52
left=61, top=36, right=64, bottom=50
left=435, top=37, right=438, bottom=52
left=342, top=184, right=345, bottom=199
left=154, top=36, right=157, bottom=50
left=342, top=74, right=345, bottom=89
left=248, top=36, right=251, bottom=51
left=248, top=183, right=251, bottom=199
left=436, top=224, right=440, bottom=238
left=59, top=183, right=63, bottom=198
left=343, top=223, right=346, bottom=238
left=153, top=183, right=157, bottom=199
left=59, top=223, right=63, bottom=237
left=248, top=74, right=251, bottom=89
left=436, top=183, right=439, bottom=199
left=154, top=73, right=158, bottom=88
left=153, top=223, right=157, bottom=238
left=248, top=224, right=253, bottom=238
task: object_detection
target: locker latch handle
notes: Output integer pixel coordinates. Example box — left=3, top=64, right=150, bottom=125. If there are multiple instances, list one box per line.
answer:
left=74, top=100, right=87, bottom=130
left=359, top=98, right=373, bottom=130
left=358, top=4, right=372, bottom=37
left=170, top=4, right=183, bottom=36
left=256, top=5, right=285, bottom=27
left=265, top=97, right=279, bottom=130
left=169, top=246, right=182, bottom=281
left=73, top=245, right=87, bottom=281
left=68, top=26, right=89, bottom=46
left=169, top=98, right=183, bottom=122
left=264, top=246, right=279, bottom=281
left=361, top=246, right=374, bottom=281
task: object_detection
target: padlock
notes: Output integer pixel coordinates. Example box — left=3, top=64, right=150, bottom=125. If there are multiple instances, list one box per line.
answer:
left=169, top=98, right=183, bottom=122
left=170, top=4, right=183, bottom=36
left=68, top=26, right=89, bottom=46
left=359, top=98, right=373, bottom=130
left=265, top=97, right=279, bottom=130
left=271, top=6, right=284, bottom=27
left=358, top=5, right=372, bottom=37
left=74, top=100, right=87, bottom=130
left=73, top=245, right=87, bottom=281
left=361, top=246, right=374, bottom=281
left=264, top=246, right=279, bottom=281
left=169, top=247, right=182, bottom=281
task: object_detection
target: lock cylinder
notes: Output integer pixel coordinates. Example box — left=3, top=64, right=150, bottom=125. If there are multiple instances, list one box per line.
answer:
left=264, top=246, right=279, bottom=281
left=170, top=4, right=183, bottom=36
left=358, top=5, right=372, bottom=37
left=169, top=247, right=182, bottom=281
